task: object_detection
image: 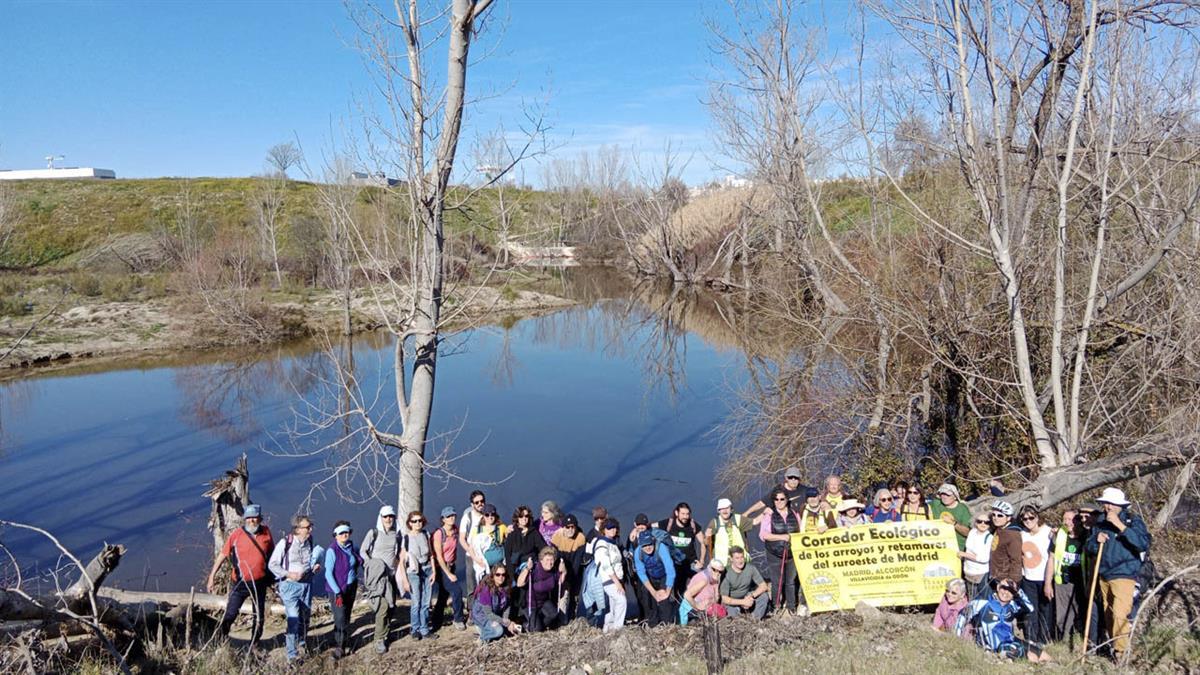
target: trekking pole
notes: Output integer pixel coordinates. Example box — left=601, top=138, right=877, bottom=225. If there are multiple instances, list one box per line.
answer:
left=1080, top=540, right=1105, bottom=657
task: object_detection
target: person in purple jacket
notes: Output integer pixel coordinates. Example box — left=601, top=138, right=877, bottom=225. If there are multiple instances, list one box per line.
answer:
left=516, top=546, right=566, bottom=632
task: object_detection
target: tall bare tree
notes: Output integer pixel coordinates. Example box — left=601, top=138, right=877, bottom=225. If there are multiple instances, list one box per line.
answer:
left=266, top=141, right=302, bottom=178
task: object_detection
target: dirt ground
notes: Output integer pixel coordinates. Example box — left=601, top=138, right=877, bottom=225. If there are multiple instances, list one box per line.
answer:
left=0, top=283, right=574, bottom=378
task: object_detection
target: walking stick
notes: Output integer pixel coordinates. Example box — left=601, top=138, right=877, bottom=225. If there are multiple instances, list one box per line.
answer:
left=1080, top=540, right=1105, bottom=657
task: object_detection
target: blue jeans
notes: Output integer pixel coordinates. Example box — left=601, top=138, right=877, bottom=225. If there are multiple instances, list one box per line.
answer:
left=277, top=579, right=312, bottom=660
left=433, top=573, right=464, bottom=626
left=472, top=602, right=506, bottom=642
left=407, top=566, right=434, bottom=636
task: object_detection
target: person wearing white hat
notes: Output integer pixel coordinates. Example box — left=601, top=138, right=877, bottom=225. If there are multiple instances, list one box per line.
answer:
left=835, top=499, right=869, bottom=528
left=360, top=505, right=401, bottom=652
left=1085, top=487, right=1150, bottom=659
left=705, top=497, right=753, bottom=567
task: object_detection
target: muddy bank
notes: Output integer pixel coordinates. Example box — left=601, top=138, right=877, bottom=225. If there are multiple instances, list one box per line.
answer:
left=0, top=283, right=574, bottom=379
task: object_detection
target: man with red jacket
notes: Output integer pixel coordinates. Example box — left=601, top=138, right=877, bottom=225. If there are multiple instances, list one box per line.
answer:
left=206, top=504, right=274, bottom=646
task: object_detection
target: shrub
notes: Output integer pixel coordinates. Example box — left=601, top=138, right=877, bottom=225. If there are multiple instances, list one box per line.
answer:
left=100, top=274, right=139, bottom=302
left=69, top=271, right=102, bottom=297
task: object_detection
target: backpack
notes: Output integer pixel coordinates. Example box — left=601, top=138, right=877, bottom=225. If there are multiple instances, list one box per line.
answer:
left=481, top=527, right=505, bottom=567
left=650, top=527, right=687, bottom=565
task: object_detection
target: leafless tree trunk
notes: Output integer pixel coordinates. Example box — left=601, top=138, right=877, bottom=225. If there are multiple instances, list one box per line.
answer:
left=202, top=454, right=249, bottom=561
left=253, top=173, right=286, bottom=289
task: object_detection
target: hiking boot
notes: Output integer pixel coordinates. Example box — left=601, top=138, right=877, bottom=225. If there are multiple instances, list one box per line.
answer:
left=454, top=621, right=467, bottom=630
left=375, top=641, right=387, bottom=654
left=423, top=632, right=438, bottom=640
left=412, top=632, right=423, bottom=641
left=331, top=647, right=344, bottom=660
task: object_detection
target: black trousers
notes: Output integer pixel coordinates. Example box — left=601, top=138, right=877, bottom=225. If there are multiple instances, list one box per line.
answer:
left=219, top=578, right=270, bottom=645
left=526, top=598, right=562, bottom=632
left=643, top=578, right=678, bottom=626
left=331, top=582, right=358, bottom=650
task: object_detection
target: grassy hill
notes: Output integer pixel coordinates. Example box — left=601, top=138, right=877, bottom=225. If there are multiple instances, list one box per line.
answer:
left=0, top=177, right=555, bottom=267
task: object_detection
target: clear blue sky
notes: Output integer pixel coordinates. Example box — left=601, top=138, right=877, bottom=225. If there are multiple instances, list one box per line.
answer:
left=0, top=0, right=851, bottom=185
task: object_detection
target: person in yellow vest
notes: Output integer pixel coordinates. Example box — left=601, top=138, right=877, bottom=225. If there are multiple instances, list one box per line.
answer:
left=798, top=488, right=836, bottom=533
left=1052, top=506, right=1086, bottom=645
left=704, top=498, right=753, bottom=567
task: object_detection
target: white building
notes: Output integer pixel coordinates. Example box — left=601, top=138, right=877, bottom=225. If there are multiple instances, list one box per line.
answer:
left=0, top=167, right=116, bottom=181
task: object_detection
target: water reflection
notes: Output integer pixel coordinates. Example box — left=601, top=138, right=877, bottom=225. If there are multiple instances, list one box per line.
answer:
left=0, top=268, right=752, bottom=592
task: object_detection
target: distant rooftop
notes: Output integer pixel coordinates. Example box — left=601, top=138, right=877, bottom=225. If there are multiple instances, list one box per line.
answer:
left=0, top=167, right=117, bottom=181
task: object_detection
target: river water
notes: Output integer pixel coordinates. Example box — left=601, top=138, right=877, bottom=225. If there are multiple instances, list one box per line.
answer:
left=0, top=268, right=753, bottom=593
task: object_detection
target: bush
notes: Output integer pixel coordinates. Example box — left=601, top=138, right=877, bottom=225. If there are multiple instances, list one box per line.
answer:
left=100, top=274, right=139, bottom=302
left=69, top=271, right=102, bottom=297
left=0, top=295, right=31, bottom=317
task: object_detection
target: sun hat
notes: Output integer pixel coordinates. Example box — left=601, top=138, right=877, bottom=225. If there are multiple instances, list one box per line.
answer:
left=334, top=524, right=351, bottom=535
left=936, top=484, right=960, bottom=499
left=440, top=506, right=457, bottom=518
left=837, top=499, right=866, bottom=513
left=716, top=498, right=733, bottom=510
left=1096, top=487, right=1131, bottom=507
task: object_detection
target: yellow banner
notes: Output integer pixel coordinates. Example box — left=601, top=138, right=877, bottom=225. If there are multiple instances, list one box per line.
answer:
left=789, top=521, right=961, bottom=612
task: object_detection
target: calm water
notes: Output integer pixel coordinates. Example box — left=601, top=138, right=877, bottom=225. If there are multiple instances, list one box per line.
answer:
left=0, top=269, right=751, bottom=592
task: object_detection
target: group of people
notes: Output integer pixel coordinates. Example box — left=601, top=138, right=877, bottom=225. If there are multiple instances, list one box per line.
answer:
left=204, top=470, right=1152, bottom=665
left=930, top=486, right=1152, bottom=663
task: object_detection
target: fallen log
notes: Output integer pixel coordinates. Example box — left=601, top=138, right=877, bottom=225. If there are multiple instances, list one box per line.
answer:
left=969, top=446, right=1188, bottom=512
left=96, top=587, right=292, bottom=618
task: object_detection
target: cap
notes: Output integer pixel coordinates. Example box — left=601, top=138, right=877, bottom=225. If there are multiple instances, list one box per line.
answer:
left=440, top=506, right=457, bottom=518
left=1096, top=487, right=1131, bottom=506
left=784, top=467, right=802, bottom=479
left=936, top=484, right=960, bottom=499
left=805, top=487, right=819, bottom=499
left=991, top=500, right=1014, bottom=516
left=482, top=504, right=498, bottom=517
left=243, top=504, right=262, bottom=518
left=563, top=514, right=579, bottom=528
left=603, top=517, right=619, bottom=530
left=333, top=524, right=351, bottom=535
left=634, top=513, right=649, bottom=526
left=716, top=498, right=733, bottom=510
left=380, top=505, right=397, bottom=517
left=638, top=531, right=655, bottom=547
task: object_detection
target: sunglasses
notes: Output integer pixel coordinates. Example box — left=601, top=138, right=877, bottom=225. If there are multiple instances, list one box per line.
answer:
left=1022, top=515, right=1037, bottom=521
left=975, top=519, right=989, bottom=524
left=472, top=499, right=485, bottom=505
left=774, top=497, right=788, bottom=502
left=410, top=519, right=424, bottom=524
left=907, top=490, right=921, bottom=495
left=880, top=497, right=893, bottom=502
left=493, top=572, right=506, bottom=578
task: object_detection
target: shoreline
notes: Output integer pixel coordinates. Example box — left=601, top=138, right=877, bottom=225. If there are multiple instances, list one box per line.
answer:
left=0, top=282, right=577, bottom=381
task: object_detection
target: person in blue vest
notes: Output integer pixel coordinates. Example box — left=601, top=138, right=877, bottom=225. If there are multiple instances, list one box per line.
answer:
left=957, top=578, right=1052, bottom=663
left=323, top=521, right=362, bottom=660
left=633, top=530, right=678, bottom=626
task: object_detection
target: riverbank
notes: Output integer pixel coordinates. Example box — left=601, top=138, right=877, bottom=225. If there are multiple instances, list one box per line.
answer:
left=0, top=270, right=575, bottom=379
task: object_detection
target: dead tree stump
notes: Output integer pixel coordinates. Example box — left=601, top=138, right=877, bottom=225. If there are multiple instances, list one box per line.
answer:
left=202, top=453, right=250, bottom=560
left=702, top=615, right=723, bottom=673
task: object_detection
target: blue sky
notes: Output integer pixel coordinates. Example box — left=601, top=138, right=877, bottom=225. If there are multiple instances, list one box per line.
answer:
left=0, top=0, right=852, bottom=185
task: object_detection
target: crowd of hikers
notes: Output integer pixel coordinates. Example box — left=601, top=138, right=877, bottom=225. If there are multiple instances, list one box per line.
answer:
left=205, top=468, right=1153, bottom=665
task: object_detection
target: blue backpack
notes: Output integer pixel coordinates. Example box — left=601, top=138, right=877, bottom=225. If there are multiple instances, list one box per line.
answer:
left=649, top=527, right=687, bottom=565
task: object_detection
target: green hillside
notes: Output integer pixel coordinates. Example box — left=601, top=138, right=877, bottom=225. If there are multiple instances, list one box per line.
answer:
left=0, top=177, right=553, bottom=267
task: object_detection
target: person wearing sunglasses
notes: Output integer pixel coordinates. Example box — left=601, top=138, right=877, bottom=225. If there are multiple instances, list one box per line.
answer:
left=399, top=511, right=437, bottom=641
left=360, top=505, right=401, bottom=653
left=958, top=509, right=993, bottom=600
left=1017, top=504, right=1054, bottom=648
left=957, top=578, right=1050, bottom=662
left=866, top=488, right=901, bottom=523
left=268, top=514, right=322, bottom=663
left=758, top=488, right=803, bottom=613
left=471, top=564, right=523, bottom=642
left=900, top=484, right=932, bottom=521
left=458, top=490, right=488, bottom=598
left=207, top=503, right=274, bottom=649
left=988, top=501, right=1025, bottom=591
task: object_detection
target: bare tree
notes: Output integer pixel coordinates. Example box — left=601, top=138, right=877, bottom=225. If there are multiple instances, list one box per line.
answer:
left=253, top=173, right=286, bottom=288
left=266, top=141, right=302, bottom=178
